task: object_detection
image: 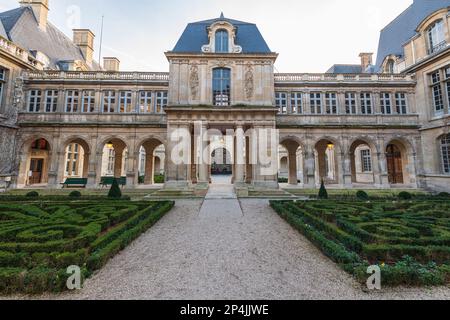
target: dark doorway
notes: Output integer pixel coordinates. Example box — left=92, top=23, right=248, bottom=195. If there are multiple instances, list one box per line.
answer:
left=386, top=144, right=404, bottom=184
left=29, top=159, right=44, bottom=185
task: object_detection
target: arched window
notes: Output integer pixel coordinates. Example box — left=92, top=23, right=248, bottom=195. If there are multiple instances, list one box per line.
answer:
left=427, top=20, right=446, bottom=54
left=215, top=30, right=229, bottom=53
left=213, top=68, right=231, bottom=106
left=440, top=134, right=450, bottom=174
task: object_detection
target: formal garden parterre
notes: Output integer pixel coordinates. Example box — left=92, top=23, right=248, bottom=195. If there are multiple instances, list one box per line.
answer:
left=271, top=198, right=450, bottom=286
left=0, top=198, right=174, bottom=294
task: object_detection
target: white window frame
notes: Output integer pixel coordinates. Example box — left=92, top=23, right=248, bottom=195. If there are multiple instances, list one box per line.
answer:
left=103, top=90, right=116, bottom=113
left=431, top=71, right=444, bottom=115
left=360, top=149, right=372, bottom=173
left=325, top=93, right=338, bottom=114
left=310, top=92, right=322, bottom=114
left=107, top=148, right=115, bottom=175
left=395, top=93, right=408, bottom=114
left=45, top=90, right=58, bottom=113
left=345, top=92, right=357, bottom=114
left=290, top=92, right=302, bottom=114
left=81, top=90, right=95, bottom=113
left=0, top=68, right=5, bottom=110
left=441, top=134, right=450, bottom=174
left=65, top=143, right=80, bottom=177
left=360, top=93, right=373, bottom=115
left=427, top=20, right=446, bottom=54
left=139, top=91, right=153, bottom=113
left=155, top=91, right=167, bottom=114
left=28, top=90, right=42, bottom=112
left=275, top=92, right=288, bottom=114
left=65, top=90, right=80, bottom=113
left=380, top=92, right=392, bottom=115
left=119, top=91, right=133, bottom=113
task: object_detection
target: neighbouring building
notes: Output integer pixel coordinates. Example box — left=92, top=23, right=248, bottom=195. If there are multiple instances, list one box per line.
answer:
left=0, top=0, right=449, bottom=192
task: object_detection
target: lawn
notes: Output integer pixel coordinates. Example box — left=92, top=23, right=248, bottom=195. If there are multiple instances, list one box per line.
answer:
left=271, top=199, right=450, bottom=286
left=0, top=200, right=174, bottom=294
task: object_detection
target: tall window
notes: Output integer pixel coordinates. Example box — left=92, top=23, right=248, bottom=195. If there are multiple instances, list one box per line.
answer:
left=275, top=92, right=287, bottom=114
left=310, top=92, right=322, bottom=114
left=28, top=90, right=42, bottom=112
left=103, top=90, right=116, bottom=113
left=361, top=149, right=372, bottom=172
left=155, top=91, right=168, bottom=113
left=380, top=93, right=392, bottom=114
left=427, top=20, right=446, bottom=54
left=65, top=90, right=79, bottom=113
left=107, top=148, right=115, bottom=175
left=119, top=91, right=133, bottom=113
left=445, top=67, right=450, bottom=113
left=386, top=60, right=395, bottom=74
left=360, top=93, right=372, bottom=114
left=325, top=93, right=338, bottom=114
left=215, top=30, right=229, bottom=53
left=431, top=71, right=444, bottom=114
left=395, top=93, right=408, bottom=114
left=345, top=92, right=357, bottom=114
left=0, top=68, right=5, bottom=110
left=441, top=134, right=450, bottom=174
left=139, top=91, right=153, bottom=113
left=82, top=90, right=95, bottom=113
left=45, top=90, right=58, bottom=113
left=291, top=92, right=302, bottom=114
left=213, top=68, right=231, bottom=106
left=65, top=143, right=80, bottom=177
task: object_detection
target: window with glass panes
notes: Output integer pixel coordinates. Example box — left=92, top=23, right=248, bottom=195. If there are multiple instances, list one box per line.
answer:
left=325, top=93, right=338, bottom=114
left=139, top=91, right=153, bottom=113
left=0, top=68, right=5, bottom=110
left=361, top=149, right=372, bottom=172
left=119, top=91, right=133, bottom=113
left=45, top=90, right=58, bottom=112
left=28, top=90, right=42, bottom=112
left=431, top=71, right=444, bottom=114
left=395, top=93, right=408, bottom=114
left=345, top=92, right=357, bottom=114
left=441, top=134, right=450, bottom=174
left=310, top=93, right=322, bottom=114
left=380, top=93, right=392, bottom=114
left=65, top=143, right=80, bottom=177
left=290, top=92, right=302, bottom=114
left=215, top=30, right=229, bottom=53
left=107, top=148, right=115, bottom=175
left=360, top=93, right=372, bottom=114
left=65, top=90, right=79, bottom=113
left=81, top=90, right=95, bottom=113
left=213, top=68, right=231, bottom=106
left=155, top=91, right=167, bottom=113
left=103, top=91, right=116, bottom=113
left=445, top=67, right=450, bottom=113
left=275, top=92, right=288, bottom=114
left=427, top=20, right=446, bottom=54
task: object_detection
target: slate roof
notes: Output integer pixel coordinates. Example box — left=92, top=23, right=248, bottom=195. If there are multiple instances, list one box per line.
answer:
left=375, top=0, right=450, bottom=71
left=0, top=6, right=100, bottom=70
left=0, top=19, right=6, bottom=38
left=326, top=64, right=362, bottom=74
left=172, top=14, right=272, bottom=54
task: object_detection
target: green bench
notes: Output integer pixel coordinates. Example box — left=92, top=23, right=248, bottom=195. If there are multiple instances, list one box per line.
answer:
left=100, top=177, right=127, bottom=188
left=61, top=178, right=88, bottom=188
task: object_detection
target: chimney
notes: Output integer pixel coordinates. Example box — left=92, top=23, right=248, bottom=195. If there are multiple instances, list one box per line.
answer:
left=73, top=29, right=95, bottom=67
left=19, top=0, right=49, bottom=31
left=359, top=52, right=373, bottom=72
left=103, top=57, right=120, bottom=72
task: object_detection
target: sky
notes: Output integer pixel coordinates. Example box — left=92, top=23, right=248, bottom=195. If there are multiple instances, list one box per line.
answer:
left=0, top=0, right=413, bottom=72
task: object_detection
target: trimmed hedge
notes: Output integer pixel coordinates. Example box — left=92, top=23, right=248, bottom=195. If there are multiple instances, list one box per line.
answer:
left=271, top=199, right=450, bottom=287
left=0, top=200, right=174, bottom=294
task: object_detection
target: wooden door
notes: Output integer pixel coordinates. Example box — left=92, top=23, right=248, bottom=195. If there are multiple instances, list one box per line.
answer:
left=386, top=145, right=404, bottom=184
left=29, top=159, right=44, bottom=185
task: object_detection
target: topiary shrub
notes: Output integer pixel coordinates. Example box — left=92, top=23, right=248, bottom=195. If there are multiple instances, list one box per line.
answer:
left=398, top=191, right=412, bottom=200
left=108, top=178, right=122, bottom=199
left=318, top=180, right=328, bottom=200
left=437, top=192, right=450, bottom=198
left=356, top=190, right=369, bottom=201
left=69, top=191, right=82, bottom=199
left=25, top=191, right=39, bottom=198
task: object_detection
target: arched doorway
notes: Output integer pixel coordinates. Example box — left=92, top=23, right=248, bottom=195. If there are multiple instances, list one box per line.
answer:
left=27, top=138, right=51, bottom=185
left=279, top=139, right=303, bottom=185
left=100, top=139, right=128, bottom=179
left=210, top=147, right=232, bottom=184
left=61, top=138, right=90, bottom=182
left=315, top=139, right=339, bottom=184
left=386, top=143, right=404, bottom=184
left=138, top=138, right=165, bottom=185
left=350, top=140, right=375, bottom=184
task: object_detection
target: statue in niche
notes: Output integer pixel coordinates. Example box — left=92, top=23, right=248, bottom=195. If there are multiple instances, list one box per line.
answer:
left=190, top=64, right=199, bottom=100
left=244, top=64, right=254, bottom=101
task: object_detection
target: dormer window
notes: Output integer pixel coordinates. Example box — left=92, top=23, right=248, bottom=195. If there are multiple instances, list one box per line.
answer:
left=427, top=20, right=446, bottom=54
left=215, top=30, right=229, bottom=53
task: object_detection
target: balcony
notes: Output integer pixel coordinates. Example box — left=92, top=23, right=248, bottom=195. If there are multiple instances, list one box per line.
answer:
left=274, top=73, right=414, bottom=84
left=22, top=71, right=170, bottom=83
left=428, top=40, right=448, bottom=55
left=0, top=35, right=43, bottom=69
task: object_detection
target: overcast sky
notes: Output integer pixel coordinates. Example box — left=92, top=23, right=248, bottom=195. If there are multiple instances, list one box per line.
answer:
left=0, top=0, right=413, bottom=72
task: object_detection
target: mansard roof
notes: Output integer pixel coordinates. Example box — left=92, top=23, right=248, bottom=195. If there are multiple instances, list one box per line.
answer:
left=0, top=6, right=100, bottom=70
left=375, top=0, right=450, bottom=71
left=326, top=64, right=362, bottom=74
left=172, top=14, right=272, bottom=54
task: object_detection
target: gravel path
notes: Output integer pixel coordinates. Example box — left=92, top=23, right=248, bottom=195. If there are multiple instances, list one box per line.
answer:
left=3, top=192, right=450, bottom=300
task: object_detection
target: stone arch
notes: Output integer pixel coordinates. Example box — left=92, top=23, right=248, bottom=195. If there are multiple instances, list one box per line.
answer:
left=314, top=138, right=341, bottom=185
left=137, top=137, right=166, bottom=185
left=348, top=138, right=378, bottom=184
left=99, top=137, right=129, bottom=179
left=18, top=137, right=52, bottom=187
left=280, top=137, right=305, bottom=185
left=59, top=137, right=92, bottom=183
left=385, top=138, right=415, bottom=185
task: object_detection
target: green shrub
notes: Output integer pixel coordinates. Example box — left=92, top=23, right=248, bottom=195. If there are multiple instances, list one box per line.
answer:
left=25, top=191, right=39, bottom=198
left=278, top=177, right=288, bottom=183
left=108, top=179, right=122, bottom=199
left=318, top=180, right=328, bottom=200
left=69, top=191, right=82, bottom=199
left=154, top=175, right=165, bottom=184
left=437, top=192, right=450, bottom=198
left=356, top=190, right=369, bottom=201
left=398, top=191, right=412, bottom=200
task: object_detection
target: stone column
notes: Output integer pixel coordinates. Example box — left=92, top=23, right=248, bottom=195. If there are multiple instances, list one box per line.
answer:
left=144, top=147, right=155, bottom=185
left=165, top=123, right=191, bottom=188
left=234, top=125, right=245, bottom=184
left=304, top=145, right=316, bottom=188
left=245, top=135, right=252, bottom=184
left=252, top=126, right=278, bottom=188
left=196, top=123, right=209, bottom=184
left=377, top=139, right=390, bottom=187
left=288, top=149, right=298, bottom=185
left=114, top=147, right=124, bottom=178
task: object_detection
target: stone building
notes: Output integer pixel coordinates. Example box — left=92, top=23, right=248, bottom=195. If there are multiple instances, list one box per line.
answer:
left=0, top=0, right=449, bottom=192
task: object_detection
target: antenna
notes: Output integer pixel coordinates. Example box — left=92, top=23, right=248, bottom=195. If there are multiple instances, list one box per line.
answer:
left=98, top=15, right=104, bottom=69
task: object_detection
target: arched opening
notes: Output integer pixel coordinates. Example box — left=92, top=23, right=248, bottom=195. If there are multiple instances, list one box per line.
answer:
left=210, top=147, right=232, bottom=184
left=61, top=138, right=90, bottom=182
left=386, top=141, right=409, bottom=185
left=315, top=139, right=338, bottom=185
left=138, top=138, right=165, bottom=185
left=215, top=29, right=229, bottom=53
left=280, top=139, right=303, bottom=185
left=350, top=140, right=375, bottom=184
left=26, top=138, right=51, bottom=186
left=101, top=139, right=128, bottom=179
